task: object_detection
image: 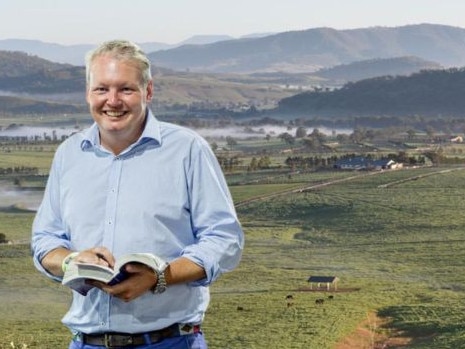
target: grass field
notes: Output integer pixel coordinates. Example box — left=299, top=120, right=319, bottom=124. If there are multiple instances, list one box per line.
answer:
left=2, top=158, right=465, bottom=348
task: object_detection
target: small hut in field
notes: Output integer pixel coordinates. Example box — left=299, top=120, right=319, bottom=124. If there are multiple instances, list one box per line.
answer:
left=307, top=276, right=339, bottom=291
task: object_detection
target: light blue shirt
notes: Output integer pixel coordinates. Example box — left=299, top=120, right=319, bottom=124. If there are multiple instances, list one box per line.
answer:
left=31, top=111, right=244, bottom=334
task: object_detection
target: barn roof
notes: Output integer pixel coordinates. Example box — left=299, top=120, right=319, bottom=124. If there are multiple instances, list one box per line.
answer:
left=334, top=156, right=395, bottom=169
left=307, top=276, right=338, bottom=283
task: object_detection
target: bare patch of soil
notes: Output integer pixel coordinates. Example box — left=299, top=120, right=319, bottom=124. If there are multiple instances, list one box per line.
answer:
left=335, top=312, right=413, bottom=349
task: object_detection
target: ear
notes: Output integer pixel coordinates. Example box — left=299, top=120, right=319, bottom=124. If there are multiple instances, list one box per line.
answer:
left=146, top=80, right=154, bottom=101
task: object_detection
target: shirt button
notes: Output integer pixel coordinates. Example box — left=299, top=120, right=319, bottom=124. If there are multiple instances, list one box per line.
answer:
left=100, top=322, right=105, bottom=326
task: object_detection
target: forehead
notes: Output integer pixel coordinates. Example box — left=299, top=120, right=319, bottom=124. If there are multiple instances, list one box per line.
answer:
left=89, top=55, right=142, bottom=83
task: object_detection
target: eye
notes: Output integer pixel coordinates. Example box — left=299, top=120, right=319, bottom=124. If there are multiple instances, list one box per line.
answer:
left=92, top=87, right=108, bottom=94
left=122, top=87, right=134, bottom=95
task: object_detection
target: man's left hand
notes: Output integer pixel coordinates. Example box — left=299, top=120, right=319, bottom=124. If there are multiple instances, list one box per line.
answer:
left=89, top=263, right=156, bottom=302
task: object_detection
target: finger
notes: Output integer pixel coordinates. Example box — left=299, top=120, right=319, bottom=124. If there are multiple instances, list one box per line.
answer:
left=124, top=263, right=154, bottom=274
left=92, top=248, right=115, bottom=267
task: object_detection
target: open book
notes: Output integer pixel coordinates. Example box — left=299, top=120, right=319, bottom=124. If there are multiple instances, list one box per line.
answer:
left=62, top=253, right=167, bottom=296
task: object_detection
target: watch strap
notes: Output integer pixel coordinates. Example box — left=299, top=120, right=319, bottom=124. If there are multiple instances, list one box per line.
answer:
left=151, top=262, right=169, bottom=294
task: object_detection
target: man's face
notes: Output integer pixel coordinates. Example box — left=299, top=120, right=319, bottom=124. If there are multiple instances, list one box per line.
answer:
left=86, top=54, right=153, bottom=146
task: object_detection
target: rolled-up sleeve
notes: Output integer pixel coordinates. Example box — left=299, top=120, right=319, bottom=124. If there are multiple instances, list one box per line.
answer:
left=181, top=137, right=244, bottom=286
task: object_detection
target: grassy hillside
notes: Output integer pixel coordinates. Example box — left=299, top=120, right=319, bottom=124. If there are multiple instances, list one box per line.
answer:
left=152, top=72, right=296, bottom=109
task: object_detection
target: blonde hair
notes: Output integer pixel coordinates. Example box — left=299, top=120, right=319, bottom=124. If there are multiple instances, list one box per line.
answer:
left=85, top=40, right=152, bottom=86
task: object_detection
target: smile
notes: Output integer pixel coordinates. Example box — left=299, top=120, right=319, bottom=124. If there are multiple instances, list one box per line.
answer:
left=104, top=111, right=127, bottom=117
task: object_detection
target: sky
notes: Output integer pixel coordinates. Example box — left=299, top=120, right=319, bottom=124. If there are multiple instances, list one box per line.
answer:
left=1, top=0, right=465, bottom=45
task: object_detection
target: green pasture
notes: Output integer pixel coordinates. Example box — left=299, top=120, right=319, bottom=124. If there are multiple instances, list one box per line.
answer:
left=0, top=149, right=56, bottom=173
left=3, top=160, right=465, bottom=347
left=0, top=113, right=92, bottom=128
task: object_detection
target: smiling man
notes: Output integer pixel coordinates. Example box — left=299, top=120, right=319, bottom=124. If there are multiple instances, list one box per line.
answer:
left=31, top=40, right=244, bottom=349
left=86, top=46, right=152, bottom=155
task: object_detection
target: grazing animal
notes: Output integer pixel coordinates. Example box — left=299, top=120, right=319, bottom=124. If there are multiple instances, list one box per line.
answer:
left=236, top=306, right=244, bottom=311
left=286, top=294, right=294, bottom=307
left=328, top=295, right=334, bottom=300
left=315, top=298, right=325, bottom=305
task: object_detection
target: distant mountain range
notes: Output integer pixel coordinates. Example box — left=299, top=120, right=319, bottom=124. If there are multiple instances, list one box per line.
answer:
left=148, top=24, right=465, bottom=73
left=0, top=34, right=271, bottom=66
left=0, top=23, right=463, bottom=119
left=1, top=24, right=464, bottom=73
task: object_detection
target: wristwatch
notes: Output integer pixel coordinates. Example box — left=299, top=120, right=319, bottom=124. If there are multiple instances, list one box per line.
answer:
left=151, top=263, right=169, bottom=294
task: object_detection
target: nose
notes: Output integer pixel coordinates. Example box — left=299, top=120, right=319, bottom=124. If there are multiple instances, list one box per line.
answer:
left=106, top=90, right=122, bottom=107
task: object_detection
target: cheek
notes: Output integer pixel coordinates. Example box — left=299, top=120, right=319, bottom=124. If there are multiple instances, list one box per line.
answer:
left=88, top=96, right=105, bottom=109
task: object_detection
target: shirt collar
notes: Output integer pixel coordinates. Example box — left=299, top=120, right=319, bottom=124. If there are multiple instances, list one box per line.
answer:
left=80, top=110, right=161, bottom=152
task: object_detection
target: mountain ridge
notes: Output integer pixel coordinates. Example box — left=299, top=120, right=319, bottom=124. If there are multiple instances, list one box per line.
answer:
left=2, top=24, right=465, bottom=72
left=148, top=23, right=465, bottom=73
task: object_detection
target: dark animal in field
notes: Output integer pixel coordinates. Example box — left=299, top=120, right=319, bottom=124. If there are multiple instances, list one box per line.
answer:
left=286, top=294, right=294, bottom=307
left=315, top=298, right=325, bottom=305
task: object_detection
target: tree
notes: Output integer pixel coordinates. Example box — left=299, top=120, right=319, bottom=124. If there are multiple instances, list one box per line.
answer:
left=278, top=132, right=295, bottom=145
left=257, top=156, right=271, bottom=169
left=295, top=126, right=307, bottom=138
left=350, top=127, right=366, bottom=143
left=425, top=126, right=435, bottom=141
left=226, top=136, right=237, bottom=150
left=302, top=138, right=317, bottom=149
left=248, top=157, right=258, bottom=171
left=423, top=148, right=444, bottom=166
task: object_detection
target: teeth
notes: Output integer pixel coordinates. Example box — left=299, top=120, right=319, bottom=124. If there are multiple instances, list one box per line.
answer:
left=106, top=111, right=125, bottom=117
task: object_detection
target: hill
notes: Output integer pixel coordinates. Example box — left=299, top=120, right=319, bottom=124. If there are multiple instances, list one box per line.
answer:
left=0, top=45, right=459, bottom=117
left=0, top=51, right=73, bottom=77
left=0, top=52, right=283, bottom=113
left=1, top=24, right=464, bottom=74
left=0, top=95, right=86, bottom=114
left=0, top=65, right=85, bottom=94
left=313, top=56, right=442, bottom=83
left=277, top=67, right=465, bottom=118
left=0, top=36, right=237, bottom=66
left=151, top=70, right=296, bottom=110
left=149, top=24, right=465, bottom=73
left=0, top=52, right=297, bottom=112
left=0, top=39, right=172, bottom=65
left=177, top=34, right=235, bottom=45
left=0, top=51, right=85, bottom=96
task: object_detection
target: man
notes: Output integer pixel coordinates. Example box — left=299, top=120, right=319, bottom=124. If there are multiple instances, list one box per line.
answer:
left=31, top=40, right=244, bottom=349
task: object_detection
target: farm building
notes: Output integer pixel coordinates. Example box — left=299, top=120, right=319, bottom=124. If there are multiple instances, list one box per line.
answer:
left=307, top=276, right=339, bottom=291
left=334, top=156, right=400, bottom=171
